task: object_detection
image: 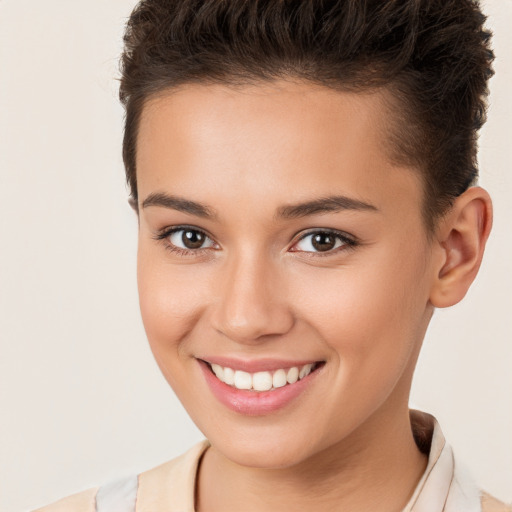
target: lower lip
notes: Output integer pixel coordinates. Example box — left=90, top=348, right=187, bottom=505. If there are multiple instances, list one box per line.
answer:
left=198, top=360, right=321, bottom=416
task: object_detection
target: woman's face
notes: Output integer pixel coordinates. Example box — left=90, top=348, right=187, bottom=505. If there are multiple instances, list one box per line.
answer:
left=135, top=80, right=437, bottom=468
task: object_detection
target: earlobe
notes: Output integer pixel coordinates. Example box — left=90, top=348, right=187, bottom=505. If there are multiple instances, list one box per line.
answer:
left=429, top=187, right=493, bottom=308
left=128, top=196, right=139, bottom=213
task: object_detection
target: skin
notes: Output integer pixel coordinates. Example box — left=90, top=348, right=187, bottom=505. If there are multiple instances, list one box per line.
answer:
left=135, top=79, right=492, bottom=512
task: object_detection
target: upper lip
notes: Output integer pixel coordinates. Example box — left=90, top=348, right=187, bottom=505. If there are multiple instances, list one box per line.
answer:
left=198, top=356, right=324, bottom=373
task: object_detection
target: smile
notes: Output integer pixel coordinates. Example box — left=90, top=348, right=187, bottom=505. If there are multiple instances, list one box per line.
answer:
left=198, top=358, right=324, bottom=415
left=208, top=362, right=319, bottom=391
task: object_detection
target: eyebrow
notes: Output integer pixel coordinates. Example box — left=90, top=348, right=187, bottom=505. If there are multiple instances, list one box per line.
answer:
left=141, top=192, right=378, bottom=219
left=141, top=192, right=217, bottom=218
left=276, top=195, right=378, bottom=219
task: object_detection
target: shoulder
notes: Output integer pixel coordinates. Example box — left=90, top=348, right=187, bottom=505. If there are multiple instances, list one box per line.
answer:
left=481, top=491, right=512, bottom=512
left=32, top=487, right=98, bottom=512
left=136, top=439, right=210, bottom=509
left=31, top=441, right=210, bottom=512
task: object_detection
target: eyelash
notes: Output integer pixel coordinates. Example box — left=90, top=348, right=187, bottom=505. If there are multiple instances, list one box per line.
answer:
left=153, top=226, right=358, bottom=257
left=291, top=229, right=358, bottom=257
left=153, top=226, right=217, bottom=257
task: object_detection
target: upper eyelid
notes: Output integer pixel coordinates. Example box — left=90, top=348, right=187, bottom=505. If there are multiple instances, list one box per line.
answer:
left=293, top=228, right=356, bottom=243
left=155, top=225, right=215, bottom=241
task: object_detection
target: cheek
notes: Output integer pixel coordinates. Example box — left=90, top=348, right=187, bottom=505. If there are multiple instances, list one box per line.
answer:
left=137, top=245, right=208, bottom=357
left=289, top=246, right=430, bottom=377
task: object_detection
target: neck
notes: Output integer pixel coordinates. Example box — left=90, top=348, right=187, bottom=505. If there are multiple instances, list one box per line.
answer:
left=196, top=405, right=428, bottom=512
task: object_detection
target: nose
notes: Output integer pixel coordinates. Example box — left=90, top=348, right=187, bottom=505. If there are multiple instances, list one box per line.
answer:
left=210, top=250, right=294, bottom=343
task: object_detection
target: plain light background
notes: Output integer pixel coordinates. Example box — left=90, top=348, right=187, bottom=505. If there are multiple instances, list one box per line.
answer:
left=0, top=0, right=510, bottom=510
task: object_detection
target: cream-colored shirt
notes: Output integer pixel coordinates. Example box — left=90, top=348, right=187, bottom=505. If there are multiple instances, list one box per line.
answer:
left=34, top=412, right=511, bottom=512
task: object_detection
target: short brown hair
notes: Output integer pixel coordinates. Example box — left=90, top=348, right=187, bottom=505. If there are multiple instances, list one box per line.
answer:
left=119, top=0, right=494, bottom=230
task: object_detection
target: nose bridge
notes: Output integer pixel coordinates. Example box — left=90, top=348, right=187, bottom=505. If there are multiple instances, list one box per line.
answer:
left=211, top=247, right=293, bottom=343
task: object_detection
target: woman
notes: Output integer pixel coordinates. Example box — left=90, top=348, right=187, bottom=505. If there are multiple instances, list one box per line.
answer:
left=33, top=0, right=510, bottom=510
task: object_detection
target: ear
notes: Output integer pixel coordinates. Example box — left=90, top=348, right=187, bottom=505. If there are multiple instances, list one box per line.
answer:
left=128, top=196, right=139, bottom=214
left=429, top=186, right=493, bottom=308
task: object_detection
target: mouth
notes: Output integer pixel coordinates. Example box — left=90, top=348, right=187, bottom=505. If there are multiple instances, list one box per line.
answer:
left=197, top=358, right=325, bottom=415
left=204, top=360, right=324, bottom=392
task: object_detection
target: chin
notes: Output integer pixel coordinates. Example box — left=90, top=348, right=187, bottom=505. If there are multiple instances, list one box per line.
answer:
left=201, top=420, right=324, bottom=469
left=220, top=440, right=311, bottom=469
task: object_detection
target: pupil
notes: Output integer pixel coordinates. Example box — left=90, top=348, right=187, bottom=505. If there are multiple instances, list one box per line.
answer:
left=312, top=233, right=335, bottom=251
left=182, top=230, right=204, bottom=249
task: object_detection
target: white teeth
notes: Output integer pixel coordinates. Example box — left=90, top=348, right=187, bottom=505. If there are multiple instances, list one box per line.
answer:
left=223, top=367, right=235, bottom=385
left=272, top=369, right=287, bottom=388
left=286, top=366, right=299, bottom=384
left=210, top=362, right=319, bottom=391
left=299, top=363, right=313, bottom=379
left=211, top=364, right=224, bottom=380
left=234, top=370, right=252, bottom=390
left=252, top=371, right=273, bottom=391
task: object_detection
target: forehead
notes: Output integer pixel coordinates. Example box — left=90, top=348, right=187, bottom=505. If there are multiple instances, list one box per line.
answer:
left=136, top=80, right=423, bottom=221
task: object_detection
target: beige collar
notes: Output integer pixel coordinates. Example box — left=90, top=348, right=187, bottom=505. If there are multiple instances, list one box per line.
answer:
left=404, top=410, right=481, bottom=512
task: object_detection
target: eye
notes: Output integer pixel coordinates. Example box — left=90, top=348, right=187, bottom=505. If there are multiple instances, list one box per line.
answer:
left=155, top=226, right=217, bottom=253
left=169, top=228, right=215, bottom=250
left=291, top=230, right=355, bottom=253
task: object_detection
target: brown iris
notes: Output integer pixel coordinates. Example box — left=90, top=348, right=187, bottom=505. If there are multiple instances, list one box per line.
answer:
left=181, top=230, right=206, bottom=249
left=311, top=233, right=337, bottom=252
